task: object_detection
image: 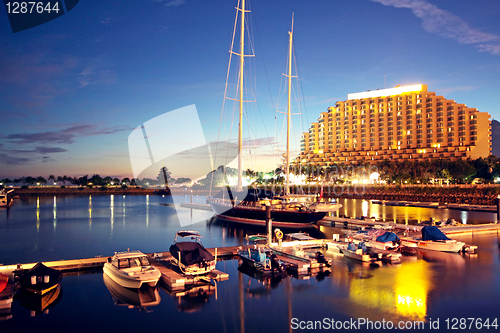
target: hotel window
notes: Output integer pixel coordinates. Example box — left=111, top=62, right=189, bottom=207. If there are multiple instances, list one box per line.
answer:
left=406, top=100, right=412, bottom=105
left=459, top=132, right=465, bottom=137
left=437, top=138, right=443, bottom=143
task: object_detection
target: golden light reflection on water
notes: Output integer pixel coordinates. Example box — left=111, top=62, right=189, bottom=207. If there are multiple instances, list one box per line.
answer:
left=348, top=261, right=432, bottom=322
left=336, top=198, right=479, bottom=224
left=89, top=195, right=92, bottom=227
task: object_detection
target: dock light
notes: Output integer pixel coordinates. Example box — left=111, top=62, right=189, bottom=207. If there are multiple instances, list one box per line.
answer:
left=0, top=182, right=2, bottom=186
left=111, top=182, right=114, bottom=185
left=37, top=182, right=40, bottom=186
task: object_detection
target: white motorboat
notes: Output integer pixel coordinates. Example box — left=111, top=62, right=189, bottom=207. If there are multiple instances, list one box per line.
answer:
left=400, top=226, right=465, bottom=253
left=103, top=250, right=161, bottom=289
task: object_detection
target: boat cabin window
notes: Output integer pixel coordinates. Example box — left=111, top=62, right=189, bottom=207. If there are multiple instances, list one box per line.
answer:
left=118, top=258, right=130, bottom=269
left=139, top=256, right=150, bottom=266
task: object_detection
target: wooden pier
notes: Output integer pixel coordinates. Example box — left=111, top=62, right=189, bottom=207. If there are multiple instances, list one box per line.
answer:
left=0, top=245, right=246, bottom=278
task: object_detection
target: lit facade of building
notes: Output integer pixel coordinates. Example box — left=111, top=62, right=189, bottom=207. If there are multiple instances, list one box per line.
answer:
left=296, top=84, right=491, bottom=166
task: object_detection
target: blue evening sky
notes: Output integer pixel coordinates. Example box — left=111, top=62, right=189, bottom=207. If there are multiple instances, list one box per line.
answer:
left=0, top=0, right=499, bottom=179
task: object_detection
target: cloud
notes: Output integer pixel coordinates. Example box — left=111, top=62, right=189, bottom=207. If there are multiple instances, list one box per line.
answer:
left=0, top=153, right=32, bottom=165
left=3, top=124, right=132, bottom=144
left=242, top=137, right=277, bottom=149
left=164, top=0, right=186, bottom=7
left=151, top=0, right=186, bottom=7
left=370, top=0, right=500, bottom=55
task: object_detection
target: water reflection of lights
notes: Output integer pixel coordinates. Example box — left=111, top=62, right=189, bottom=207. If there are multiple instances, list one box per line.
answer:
left=461, top=211, right=467, bottom=224
left=146, top=195, right=149, bottom=228
left=53, top=196, right=57, bottom=231
left=362, top=200, right=368, bottom=217
left=36, top=197, right=40, bottom=230
left=394, top=261, right=430, bottom=321
left=89, top=195, right=92, bottom=227
left=348, top=261, right=431, bottom=321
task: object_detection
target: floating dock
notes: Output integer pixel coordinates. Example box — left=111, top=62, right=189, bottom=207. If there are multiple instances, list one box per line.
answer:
left=153, top=260, right=229, bottom=291
left=0, top=246, right=246, bottom=278
left=320, top=216, right=500, bottom=236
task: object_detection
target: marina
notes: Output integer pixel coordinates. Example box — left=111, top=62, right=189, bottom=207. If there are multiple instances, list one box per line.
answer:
left=1, top=194, right=500, bottom=332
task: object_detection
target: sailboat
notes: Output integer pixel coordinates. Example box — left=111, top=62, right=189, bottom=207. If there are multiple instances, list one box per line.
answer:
left=208, top=1, right=341, bottom=229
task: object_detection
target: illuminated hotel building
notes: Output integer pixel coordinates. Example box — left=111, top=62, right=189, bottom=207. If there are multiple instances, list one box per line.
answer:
left=296, top=84, right=491, bottom=166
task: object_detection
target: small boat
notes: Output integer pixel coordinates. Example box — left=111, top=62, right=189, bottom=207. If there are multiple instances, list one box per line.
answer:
left=103, top=250, right=161, bottom=289
left=0, top=273, right=13, bottom=320
left=0, top=189, right=14, bottom=208
left=238, top=246, right=286, bottom=274
left=337, top=242, right=375, bottom=262
left=18, top=262, right=62, bottom=295
left=169, top=231, right=216, bottom=276
left=366, top=247, right=402, bottom=263
left=18, top=283, right=62, bottom=315
left=285, top=232, right=316, bottom=241
left=352, top=229, right=400, bottom=251
left=103, top=273, right=160, bottom=309
left=400, top=226, right=466, bottom=253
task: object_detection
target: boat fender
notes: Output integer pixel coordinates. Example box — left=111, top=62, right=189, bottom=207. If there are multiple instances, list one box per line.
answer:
left=274, top=229, right=283, bottom=240
left=331, top=221, right=336, bottom=227
left=347, top=236, right=354, bottom=243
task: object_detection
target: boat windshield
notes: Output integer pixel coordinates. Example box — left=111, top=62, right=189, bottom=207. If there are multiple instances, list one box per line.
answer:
left=117, top=256, right=150, bottom=269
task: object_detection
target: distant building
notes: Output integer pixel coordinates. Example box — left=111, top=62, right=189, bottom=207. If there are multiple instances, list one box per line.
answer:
left=296, top=84, right=491, bottom=166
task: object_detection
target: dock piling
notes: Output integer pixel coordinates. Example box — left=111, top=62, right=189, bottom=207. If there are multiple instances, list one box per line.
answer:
left=266, top=204, right=272, bottom=245
left=496, top=195, right=500, bottom=223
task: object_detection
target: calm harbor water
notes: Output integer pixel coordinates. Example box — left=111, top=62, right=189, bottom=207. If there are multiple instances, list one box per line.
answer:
left=1, top=195, right=499, bottom=332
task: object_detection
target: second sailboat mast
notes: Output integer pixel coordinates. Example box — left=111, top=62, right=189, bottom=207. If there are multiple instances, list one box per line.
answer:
left=237, top=0, right=245, bottom=192
left=285, top=15, right=294, bottom=195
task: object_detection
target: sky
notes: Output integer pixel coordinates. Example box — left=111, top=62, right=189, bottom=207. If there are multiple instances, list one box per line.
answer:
left=0, top=0, right=499, bottom=180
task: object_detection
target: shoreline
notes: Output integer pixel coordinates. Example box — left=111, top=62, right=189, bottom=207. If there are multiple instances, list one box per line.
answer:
left=7, top=185, right=500, bottom=206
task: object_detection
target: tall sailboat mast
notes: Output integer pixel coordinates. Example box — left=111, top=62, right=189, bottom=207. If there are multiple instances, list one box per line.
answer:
left=285, top=14, right=294, bottom=196
left=237, top=0, right=246, bottom=192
